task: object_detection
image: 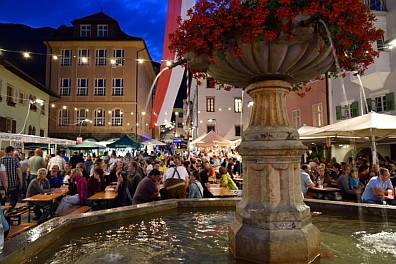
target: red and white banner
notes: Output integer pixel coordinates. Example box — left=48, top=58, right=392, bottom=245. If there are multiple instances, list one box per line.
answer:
left=150, top=0, right=195, bottom=128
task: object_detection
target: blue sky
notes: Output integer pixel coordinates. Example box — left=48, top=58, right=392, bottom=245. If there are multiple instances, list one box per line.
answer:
left=0, top=0, right=168, bottom=61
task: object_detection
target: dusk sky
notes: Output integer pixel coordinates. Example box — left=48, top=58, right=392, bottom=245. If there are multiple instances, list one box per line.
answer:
left=0, top=0, right=168, bottom=62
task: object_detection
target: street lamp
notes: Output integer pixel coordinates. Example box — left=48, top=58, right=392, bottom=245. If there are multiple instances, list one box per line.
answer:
left=79, top=118, right=90, bottom=137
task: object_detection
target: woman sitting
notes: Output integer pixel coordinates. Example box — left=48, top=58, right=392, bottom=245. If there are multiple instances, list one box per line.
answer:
left=115, top=171, right=132, bottom=206
left=188, top=170, right=204, bottom=198
left=26, top=168, right=51, bottom=223
left=219, top=166, right=238, bottom=191
left=55, top=169, right=88, bottom=216
left=87, top=167, right=106, bottom=197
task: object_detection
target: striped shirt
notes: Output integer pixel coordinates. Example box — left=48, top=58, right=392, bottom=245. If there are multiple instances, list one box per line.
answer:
left=0, top=155, right=20, bottom=190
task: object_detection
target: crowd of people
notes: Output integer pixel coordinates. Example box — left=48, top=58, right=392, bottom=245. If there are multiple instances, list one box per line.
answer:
left=300, top=155, right=396, bottom=204
left=0, top=146, right=241, bottom=224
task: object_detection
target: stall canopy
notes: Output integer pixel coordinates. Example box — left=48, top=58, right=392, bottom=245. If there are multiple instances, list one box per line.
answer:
left=107, top=135, right=141, bottom=149
left=69, top=141, right=105, bottom=150
left=0, top=132, right=76, bottom=145
left=308, top=112, right=396, bottom=163
left=191, top=131, right=233, bottom=147
left=142, top=139, right=167, bottom=146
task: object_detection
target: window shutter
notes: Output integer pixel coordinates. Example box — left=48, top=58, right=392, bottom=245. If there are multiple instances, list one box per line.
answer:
left=366, top=98, right=372, bottom=112
left=336, top=105, right=342, bottom=120
left=0, top=117, right=6, bottom=132
left=351, top=101, right=359, bottom=117
left=12, top=120, right=16, bottom=133
left=386, top=92, right=394, bottom=111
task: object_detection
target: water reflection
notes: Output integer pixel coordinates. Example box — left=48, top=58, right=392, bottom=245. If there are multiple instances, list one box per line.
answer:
left=26, top=211, right=396, bottom=264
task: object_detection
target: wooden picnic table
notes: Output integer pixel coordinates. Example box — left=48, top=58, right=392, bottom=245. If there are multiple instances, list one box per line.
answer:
left=88, top=190, right=118, bottom=209
left=23, top=187, right=69, bottom=222
left=88, top=191, right=118, bottom=201
left=208, top=186, right=239, bottom=198
left=310, top=187, right=341, bottom=193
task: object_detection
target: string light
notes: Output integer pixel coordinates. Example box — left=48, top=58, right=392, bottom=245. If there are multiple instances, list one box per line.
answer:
left=141, top=111, right=146, bottom=116
left=137, top=58, right=144, bottom=64
left=81, top=57, right=88, bottom=64
left=51, top=103, right=55, bottom=108
left=165, top=60, right=172, bottom=67
left=62, top=105, right=67, bottom=109
left=52, top=55, right=58, bottom=60
left=22, top=52, right=31, bottom=58
left=110, top=59, right=116, bottom=65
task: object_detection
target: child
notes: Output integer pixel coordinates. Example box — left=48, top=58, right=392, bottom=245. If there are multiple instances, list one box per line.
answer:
left=349, top=168, right=361, bottom=190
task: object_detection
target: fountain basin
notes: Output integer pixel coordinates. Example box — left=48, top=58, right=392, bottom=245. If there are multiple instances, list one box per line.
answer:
left=2, top=199, right=396, bottom=264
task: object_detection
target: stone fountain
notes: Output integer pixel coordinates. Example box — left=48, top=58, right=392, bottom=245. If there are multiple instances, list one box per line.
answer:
left=188, top=26, right=334, bottom=263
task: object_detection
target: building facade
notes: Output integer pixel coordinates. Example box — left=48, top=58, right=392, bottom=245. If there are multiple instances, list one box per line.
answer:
left=191, top=77, right=328, bottom=141
left=0, top=59, right=56, bottom=140
left=45, top=12, right=157, bottom=141
left=328, top=0, right=396, bottom=161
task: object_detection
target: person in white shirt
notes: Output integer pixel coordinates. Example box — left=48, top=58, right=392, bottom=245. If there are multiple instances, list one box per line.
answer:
left=301, top=164, right=314, bottom=196
left=47, top=150, right=66, bottom=172
left=162, top=158, right=189, bottom=199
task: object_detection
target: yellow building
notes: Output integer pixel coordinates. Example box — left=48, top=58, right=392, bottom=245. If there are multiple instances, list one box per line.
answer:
left=45, top=12, right=157, bottom=141
left=0, top=58, right=57, bottom=138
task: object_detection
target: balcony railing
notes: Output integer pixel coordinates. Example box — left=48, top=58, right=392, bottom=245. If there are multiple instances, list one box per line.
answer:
left=362, top=0, right=387, bottom=11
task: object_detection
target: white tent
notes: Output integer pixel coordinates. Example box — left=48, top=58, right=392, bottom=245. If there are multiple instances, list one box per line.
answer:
left=310, top=112, right=396, bottom=163
left=191, top=131, right=233, bottom=147
left=297, top=125, right=324, bottom=139
left=142, top=139, right=167, bottom=146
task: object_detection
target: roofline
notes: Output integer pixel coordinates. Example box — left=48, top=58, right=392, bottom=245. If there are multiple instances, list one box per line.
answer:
left=0, top=59, right=59, bottom=98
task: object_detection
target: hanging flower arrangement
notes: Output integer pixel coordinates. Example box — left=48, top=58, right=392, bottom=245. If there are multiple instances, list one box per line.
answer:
left=170, top=0, right=384, bottom=80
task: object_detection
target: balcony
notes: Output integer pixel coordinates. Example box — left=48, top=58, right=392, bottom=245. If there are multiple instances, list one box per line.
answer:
left=362, top=0, right=387, bottom=12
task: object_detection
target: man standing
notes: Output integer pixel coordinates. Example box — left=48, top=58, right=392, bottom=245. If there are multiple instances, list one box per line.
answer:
left=0, top=146, right=23, bottom=209
left=162, top=158, right=189, bottom=199
left=47, top=150, right=66, bottom=173
left=28, top=148, right=46, bottom=183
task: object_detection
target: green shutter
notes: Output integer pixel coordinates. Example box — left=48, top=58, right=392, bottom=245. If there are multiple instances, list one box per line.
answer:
left=386, top=92, right=395, bottom=111
left=336, top=105, right=342, bottom=120
left=366, top=98, right=372, bottom=112
left=351, top=101, right=359, bottom=117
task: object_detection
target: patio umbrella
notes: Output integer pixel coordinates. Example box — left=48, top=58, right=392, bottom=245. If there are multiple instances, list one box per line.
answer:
left=310, top=112, right=396, bottom=163
left=69, top=141, right=105, bottom=150
left=107, top=135, right=141, bottom=149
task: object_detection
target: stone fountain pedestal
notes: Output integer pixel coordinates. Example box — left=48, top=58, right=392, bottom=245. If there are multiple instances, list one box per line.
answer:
left=187, top=26, right=333, bottom=263
left=228, top=80, right=320, bottom=263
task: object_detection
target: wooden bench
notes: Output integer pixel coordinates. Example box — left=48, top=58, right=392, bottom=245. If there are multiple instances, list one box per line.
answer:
left=6, top=223, right=37, bottom=240
left=63, top=206, right=91, bottom=216
left=7, top=205, right=29, bottom=225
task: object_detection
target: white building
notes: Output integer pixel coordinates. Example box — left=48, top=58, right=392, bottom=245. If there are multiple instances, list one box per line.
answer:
left=190, top=77, right=252, bottom=141
left=328, top=0, right=396, bottom=161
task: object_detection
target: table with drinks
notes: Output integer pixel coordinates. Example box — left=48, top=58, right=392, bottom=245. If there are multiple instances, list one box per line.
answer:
left=88, top=184, right=118, bottom=209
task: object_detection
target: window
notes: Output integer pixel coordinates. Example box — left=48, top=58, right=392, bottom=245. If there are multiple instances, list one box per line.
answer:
left=6, top=85, right=16, bottom=106
left=78, top=49, right=90, bottom=65
left=94, top=78, right=106, bottom=96
left=112, top=109, right=123, bottom=126
left=97, top=24, right=108, bottom=37
left=206, top=97, right=215, bottom=112
left=207, top=78, right=216, bottom=88
left=29, top=95, right=37, bottom=111
left=76, top=109, right=88, bottom=126
left=18, top=92, right=24, bottom=104
left=0, top=117, right=16, bottom=133
left=112, top=78, right=124, bottom=96
left=41, top=104, right=45, bottom=115
left=375, top=96, right=385, bottom=112
left=61, top=49, right=72, bottom=66
left=312, top=103, right=323, bottom=127
left=94, top=109, right=105, bottom=126
left=235, top=125, right=241, bottom=137
left=40, top=129, right=44, bottom=137
left=96, top=49, right=107, bottom=66
left=28, top=126, right=36, bottom=135
left=336, top=102, right=359, bottom=120
left=113, top=49, right=124, bottom=65
left=234, top=97, right=242, bottom=113
left=60, top=78, right=71, bottom=96
left=58, top=109, right=70, bottom=126
left=291, top=109, right=301, bottom=128
left=80, top=24, right=91, bottom=37
left=77, top=78, right=88, bottom=96
left=207, top=125, right=215, bottom=133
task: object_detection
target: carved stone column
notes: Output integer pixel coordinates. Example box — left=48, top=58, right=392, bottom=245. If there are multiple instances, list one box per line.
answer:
left=229, top=80, right=320, bottom=263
